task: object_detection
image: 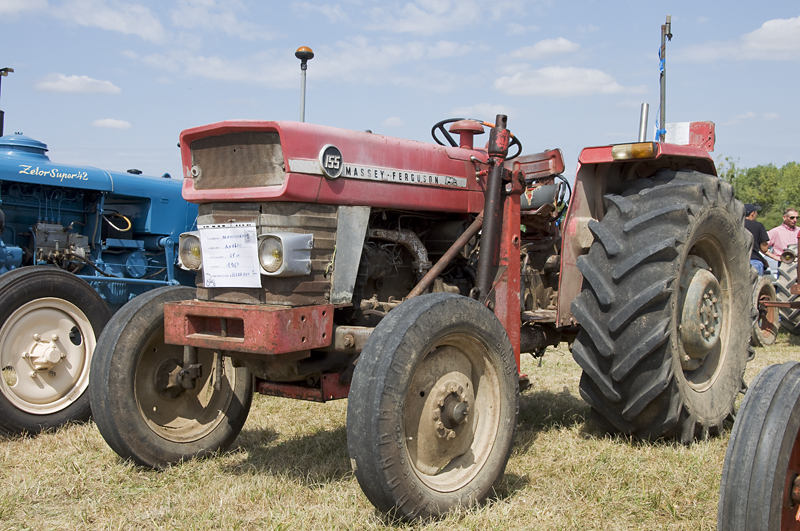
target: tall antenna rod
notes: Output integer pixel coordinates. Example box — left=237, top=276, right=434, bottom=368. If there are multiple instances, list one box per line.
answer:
left=659, top=15, right=672, bottom=142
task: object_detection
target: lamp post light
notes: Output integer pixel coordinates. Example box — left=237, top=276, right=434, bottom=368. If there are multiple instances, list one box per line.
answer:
left=0, top=67, right=14, bottom=137
left=295, top=46, right=314, bottom=122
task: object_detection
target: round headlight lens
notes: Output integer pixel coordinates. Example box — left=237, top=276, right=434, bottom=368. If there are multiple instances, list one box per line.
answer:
left=179, top=235, right=202, bottom=270
left=259, top=236, right=283, bottom=273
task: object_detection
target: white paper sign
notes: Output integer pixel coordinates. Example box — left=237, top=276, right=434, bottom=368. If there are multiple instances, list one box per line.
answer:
left=665, top=122, right=690, bottom=145
left=198, top=223, right=262, bottom=288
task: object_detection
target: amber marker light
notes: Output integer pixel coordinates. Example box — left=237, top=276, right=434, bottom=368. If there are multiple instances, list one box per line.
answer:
left=611, top=142, right=657, bottom=161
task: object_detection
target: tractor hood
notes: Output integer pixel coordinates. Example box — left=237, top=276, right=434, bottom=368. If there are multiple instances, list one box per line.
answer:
left=0, top=133, right=184, bottom=197
left=0, top=133, right=113, bottom=191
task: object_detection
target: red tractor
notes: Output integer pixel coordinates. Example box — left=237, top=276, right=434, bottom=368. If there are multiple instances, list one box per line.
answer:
left=90, top=114, right=753, bottom=520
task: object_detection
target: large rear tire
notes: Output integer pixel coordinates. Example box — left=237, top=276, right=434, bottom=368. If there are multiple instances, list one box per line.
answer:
left=0, top=267, right=111, bottom=435
left=571, top=170, right=753, bottom=442
left=347, top=293, right=519, bottom=520
left=776, top=263, right=800, bottom=334
left=89, top=286, right=252, bottom=468
left=718, top=362, right=800, bottom=530
left=751, top=274, right=778, bottom=347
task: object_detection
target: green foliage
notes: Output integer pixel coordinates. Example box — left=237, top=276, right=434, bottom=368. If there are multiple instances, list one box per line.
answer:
left=717, top=157, right=800, bottom=230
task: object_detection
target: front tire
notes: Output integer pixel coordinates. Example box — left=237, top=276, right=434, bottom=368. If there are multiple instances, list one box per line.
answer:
left=89, top=286, right=252, bottom=468
left=0, top=267, right=111, bottom=435
left=571, top=170, right=753, bottom=442
left=718, top=362, right=800, bottom=530
left=347, top=293, right=519, bottom=520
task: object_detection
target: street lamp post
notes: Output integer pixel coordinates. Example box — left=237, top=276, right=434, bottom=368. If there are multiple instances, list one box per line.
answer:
left=0, top=67, right=14, bottom=137
left=295, top=46, right=314, bottom=123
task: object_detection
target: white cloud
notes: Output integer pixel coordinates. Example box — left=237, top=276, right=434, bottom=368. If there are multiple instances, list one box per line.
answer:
left=382, top=116, right=404, bottom=127
left=741, top=15, right=800, bottom=60
left=309, top=37, right=472, bottom=88
left=724, top=111, right=781, bottom=126
left=507, top=22, right=538, bottom=36
left=182, top=50, right=296, bottom=88
left=170, top=0, right=273, bottom=41
left=53, top=0, right=164, bottom=43
left=509, top=38, right=580, bottom=60
left=428, top=40, right=471, bottom=59
left=0, top=0, right=48, bottom=14
left=132, top=37, right=470, bottom=91
left=368, top=0, right=525, bottom=36
left=292, top=1, right=348, bottom=23
left=450, top=103, right=514, bottom=119
left=141, top=53, right=182, bottom=73
left=494, top=66, right=646, bottom=97
left=725, top=111, right=757, bottom=125
left=674, top=15, right=800, bottom=62
left=35, top=73, right=122, bottom=94
left=92, top=118, right=131, bottom=129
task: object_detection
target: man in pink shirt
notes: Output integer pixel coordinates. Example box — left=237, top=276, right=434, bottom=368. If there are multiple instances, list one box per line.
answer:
left=768, top=208, right=799, bottom=260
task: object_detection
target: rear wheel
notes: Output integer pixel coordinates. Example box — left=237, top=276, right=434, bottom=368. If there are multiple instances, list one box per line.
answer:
left=718, top=362, right=800, bottom=530
left=776, top=263, right=800, bottom=334
left=751, top=275, right=778, bottom=346
left=90, top=286, right=252, bottom=468
left=347, top=293, right=518, bottom=520
left=0, top=267, right=111, bottom=435
left=571, top=170, right=753, bottom=442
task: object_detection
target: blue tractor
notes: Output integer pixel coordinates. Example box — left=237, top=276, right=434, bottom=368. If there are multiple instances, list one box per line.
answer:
left=0, top=132, right=197, bottom=435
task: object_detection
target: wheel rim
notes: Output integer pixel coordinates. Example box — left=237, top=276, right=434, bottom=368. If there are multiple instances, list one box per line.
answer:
left=134, top=328, right=237, bottom=443
left=757, top=283, right=779, bottom=344
left=0, top=298, right=94, bottom=414
left=783, top=425, right=800, bottom=529
left=403, top=332, right=501, bottom=492
left=677, top=236, right=732, bottom=392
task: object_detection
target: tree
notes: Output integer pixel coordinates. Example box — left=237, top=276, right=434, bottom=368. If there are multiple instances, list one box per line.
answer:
left=717, top=158, right=800, bottom=231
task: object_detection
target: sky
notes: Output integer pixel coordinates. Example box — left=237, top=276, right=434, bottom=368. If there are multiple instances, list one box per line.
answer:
left=0, top=0, right=798, bottom=181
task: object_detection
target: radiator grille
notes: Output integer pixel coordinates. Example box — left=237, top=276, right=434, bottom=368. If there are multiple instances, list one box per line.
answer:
left=191, top=132, right=285, bottom=190
left=196, top=202, right=337, bottom=307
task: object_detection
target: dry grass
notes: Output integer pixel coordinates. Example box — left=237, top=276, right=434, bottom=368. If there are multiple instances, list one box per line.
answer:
left=2, top=334, right=799, bottom=530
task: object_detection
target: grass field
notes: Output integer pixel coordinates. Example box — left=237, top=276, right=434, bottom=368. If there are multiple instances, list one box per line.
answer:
left=2, top=334, right=798, bottom=530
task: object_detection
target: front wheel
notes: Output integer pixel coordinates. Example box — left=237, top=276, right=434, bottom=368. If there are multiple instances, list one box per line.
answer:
left=718, top=362, right=800, bottom=530
left=0, top=267, right=111, bottom=435
left=347, top=293, right=519, bottom=520
left=89, top=286, right=252, bottom=468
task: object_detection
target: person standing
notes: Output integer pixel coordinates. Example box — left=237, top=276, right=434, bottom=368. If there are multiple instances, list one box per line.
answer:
left=768, top=207, right=799, bottom=262
left=745, top=204, right=775, bottom=275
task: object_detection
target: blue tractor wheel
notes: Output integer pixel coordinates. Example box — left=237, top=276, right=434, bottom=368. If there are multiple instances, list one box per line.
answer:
left=0, top=267, right=111, bottom=435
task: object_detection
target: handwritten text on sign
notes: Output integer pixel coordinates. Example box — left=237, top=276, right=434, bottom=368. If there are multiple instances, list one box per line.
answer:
left=198, top=223, right=261, bottom=288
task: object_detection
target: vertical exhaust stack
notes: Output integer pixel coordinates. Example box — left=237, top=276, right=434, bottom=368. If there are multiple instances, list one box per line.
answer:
left=638, top=103, right=650, bottom=142
left=0, top=67, right=14, bottom=137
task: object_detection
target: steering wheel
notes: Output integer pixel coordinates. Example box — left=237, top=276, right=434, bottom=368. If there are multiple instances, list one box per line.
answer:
left=430, top=117, right=523, bottom=160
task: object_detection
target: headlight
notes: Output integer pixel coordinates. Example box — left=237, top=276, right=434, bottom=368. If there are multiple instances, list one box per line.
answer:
left=259, top=236, right=283, bottom=273
left=179, top=233, right=202, bottom=270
